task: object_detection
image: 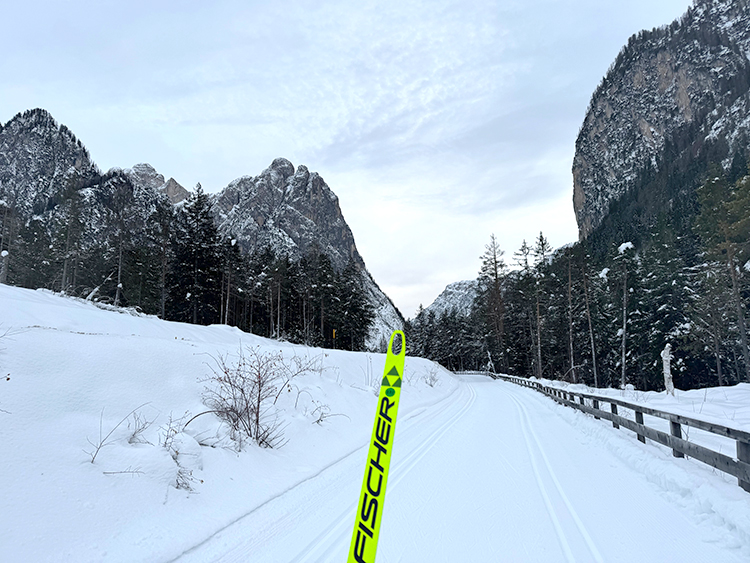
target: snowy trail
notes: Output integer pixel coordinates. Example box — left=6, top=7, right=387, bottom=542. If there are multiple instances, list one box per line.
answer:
left=172, top=376, right=477, bottom=563
left=175, top=375, right=745, bottom=562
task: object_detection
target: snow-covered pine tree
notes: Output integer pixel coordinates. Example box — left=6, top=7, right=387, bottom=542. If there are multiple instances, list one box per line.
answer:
left=332, top=258, right=375, bottom=351
left=611, top=241, right=639, bottom=389
left=476, top=234, right=507, bottom=371
left=532, top=232, right=553, bottom=378
left=694, top=169, right=750, bottom=382
left=167, top=184, right=223, bottom=325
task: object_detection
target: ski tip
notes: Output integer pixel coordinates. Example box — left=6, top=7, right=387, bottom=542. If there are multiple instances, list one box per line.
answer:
left=388, top=330, right=405, bottom=358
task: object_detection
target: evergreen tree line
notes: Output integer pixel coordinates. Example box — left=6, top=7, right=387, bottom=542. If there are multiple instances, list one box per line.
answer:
left=407, top=165, right=750, bottom=391
left=0, top=176, right=374, bottom=351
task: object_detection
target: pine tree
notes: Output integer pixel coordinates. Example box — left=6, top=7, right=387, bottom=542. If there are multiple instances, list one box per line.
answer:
left=334, top=259, right=375, bottom=351
left=613, top=242, right=636, bottom=388
left=694, top=170, right=750, bottom=382
left=532, top=232, right=553, bottom=377
left=476, top=234, right=507, bottom=371
left=167, top=184, right=223, bottom=325
left=99, top=173, right=142, bottom=307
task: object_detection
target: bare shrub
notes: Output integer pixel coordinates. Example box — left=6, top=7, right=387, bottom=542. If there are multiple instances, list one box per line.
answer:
left=127, top=410, right=155, bottom=444
left=160, top=412, right=196, bottom=491
left=159, top=411, right=188, bottom=451
left=85, top=403, right=149, bottom=463
left=200, top=346, right=319, bottom=449
left=423, top=366, right=440, bottom=388
left=309, top=401, right=350, bottom=425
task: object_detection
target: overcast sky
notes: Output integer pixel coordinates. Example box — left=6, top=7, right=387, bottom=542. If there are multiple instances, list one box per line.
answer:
left=1, top=0, right=694, bottom=318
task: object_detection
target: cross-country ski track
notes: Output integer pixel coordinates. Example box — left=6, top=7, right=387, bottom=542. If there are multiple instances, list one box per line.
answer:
left=172, top=374, right=745, bottom=563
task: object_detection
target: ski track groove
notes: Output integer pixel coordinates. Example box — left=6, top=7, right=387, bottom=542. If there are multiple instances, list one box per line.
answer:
left=507, top=388, right=604, bottom=563
left=291, top=380, right=478, bottom=562
left=170, top=376, right=473, bottom=563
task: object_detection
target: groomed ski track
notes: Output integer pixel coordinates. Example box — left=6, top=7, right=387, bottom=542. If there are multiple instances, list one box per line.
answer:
left=173, top=374, right=745, bottom=562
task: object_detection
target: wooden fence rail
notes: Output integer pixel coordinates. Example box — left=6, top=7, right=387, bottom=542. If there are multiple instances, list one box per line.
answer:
left=457, top=371, right=750, bottom=494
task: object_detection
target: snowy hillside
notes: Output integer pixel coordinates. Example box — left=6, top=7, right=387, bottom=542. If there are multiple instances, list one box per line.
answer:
left=0, top=284, right=450, bottom=561
left=3, top=284, right=750, bottom=561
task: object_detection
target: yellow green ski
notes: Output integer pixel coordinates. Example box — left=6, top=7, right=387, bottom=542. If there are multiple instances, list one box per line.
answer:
left=348, top=330, right=406, bottom=563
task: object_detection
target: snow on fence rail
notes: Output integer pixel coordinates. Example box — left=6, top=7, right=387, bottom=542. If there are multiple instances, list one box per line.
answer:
left=457, top=371, right=750, bottom=494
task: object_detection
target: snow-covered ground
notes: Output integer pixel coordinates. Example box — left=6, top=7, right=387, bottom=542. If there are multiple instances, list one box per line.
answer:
left=0, top=285, right=452, bottom=562
left=1, top=284, right=749, bottom=562
left=530, top=376, right=750, bottom=470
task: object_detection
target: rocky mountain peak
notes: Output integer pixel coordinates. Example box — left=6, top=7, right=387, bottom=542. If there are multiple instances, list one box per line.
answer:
left=123, top=163, right=188, bottom=205
left=215, top=158, right=357, bottom=271
left=0, top=108, right=97, bottom=217
left=269, top=157, right=295, bottom=181
left=214, top=158, right=403, bottom=347
left=424, top=280, right=478, bottom=319
left=0, top=111, right=403, bottom=349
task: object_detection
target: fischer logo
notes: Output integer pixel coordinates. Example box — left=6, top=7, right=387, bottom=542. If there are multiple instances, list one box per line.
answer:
left=352, top=394, right=395, bottom=563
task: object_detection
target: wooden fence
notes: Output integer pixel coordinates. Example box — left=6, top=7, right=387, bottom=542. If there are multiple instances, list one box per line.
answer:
left=458, top=371, right=750, bottom=494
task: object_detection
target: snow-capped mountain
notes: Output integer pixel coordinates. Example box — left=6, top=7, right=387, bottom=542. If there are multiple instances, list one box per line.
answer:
left=123, top=163, right=189, bottom=205
left=0, top=110, right=402, bottom=347
left=573, top=0, right=750, bottom=239
left=423, top=280, right=478, bottom=319
left=0, top=109, right=98, bottom=217
left=214, top=158, right=362, bottom=272
left=213, top=157, right=403, bottom=348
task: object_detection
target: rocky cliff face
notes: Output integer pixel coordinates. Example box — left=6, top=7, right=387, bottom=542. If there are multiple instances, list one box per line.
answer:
left=0, top=109, right=98, bottom=217
left=123, top=163, right=189, bottom=205
left=214, top=157, right=403, bottom=348
left=214, top=158, right=361, bottom=272
left=573, top=0, right=750, bottom=240
left=424, top=280, right=478, bottom=319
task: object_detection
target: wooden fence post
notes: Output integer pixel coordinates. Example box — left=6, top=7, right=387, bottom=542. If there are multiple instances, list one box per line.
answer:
left=635, top=411, right=646, bottom=443
left=738, top=440, right=750, bottom=493
left=593, top=399, right=600, bottom=420
left=670, top=421, right=685, bottom=458
left=611, top=403, right=619, bottom=429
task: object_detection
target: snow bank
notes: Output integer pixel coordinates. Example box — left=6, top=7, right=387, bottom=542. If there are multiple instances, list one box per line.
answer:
left=0, top=284, right=455, bottom=561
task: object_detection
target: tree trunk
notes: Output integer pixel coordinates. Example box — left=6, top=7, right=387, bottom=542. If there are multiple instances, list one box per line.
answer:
left=621, top=264, right=628, bottom=389
left=277, top=282, right=281, bottom=338
left=249, top=294, right=255, bottom=333
left=0, top=252, right=8, bottom=285
left=528, top=315, right=536, bottom=377
left=0, top=205, right=6, bottom=253
left=224, top=268, right=231, bottom=325
left=160, top=244, right=167, bottom=319
left=727, top=248, right=750, bottom=382
left=711, top=306, right=724, bottom=386
left=0, top=205, right=11, bottom=285
left=583, top=266, right=598, bottom=388
left=193, top=261, right=198, bottom=324
left=269, top=286, right=274, bottom=337
left=535, top=288, right=542, bottom=378
left=62, top=220, right=73, bottom=293
left=114, top=234, right=123, bottom=307
left=567, top=254, right=576, bottom=383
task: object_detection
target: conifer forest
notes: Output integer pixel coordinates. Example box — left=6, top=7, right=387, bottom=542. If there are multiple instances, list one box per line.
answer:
left=408, top=161, right=750, bottom=392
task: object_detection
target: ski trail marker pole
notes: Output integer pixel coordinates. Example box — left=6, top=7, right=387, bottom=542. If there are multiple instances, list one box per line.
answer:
left=348, top=330, right=406, bottom=563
